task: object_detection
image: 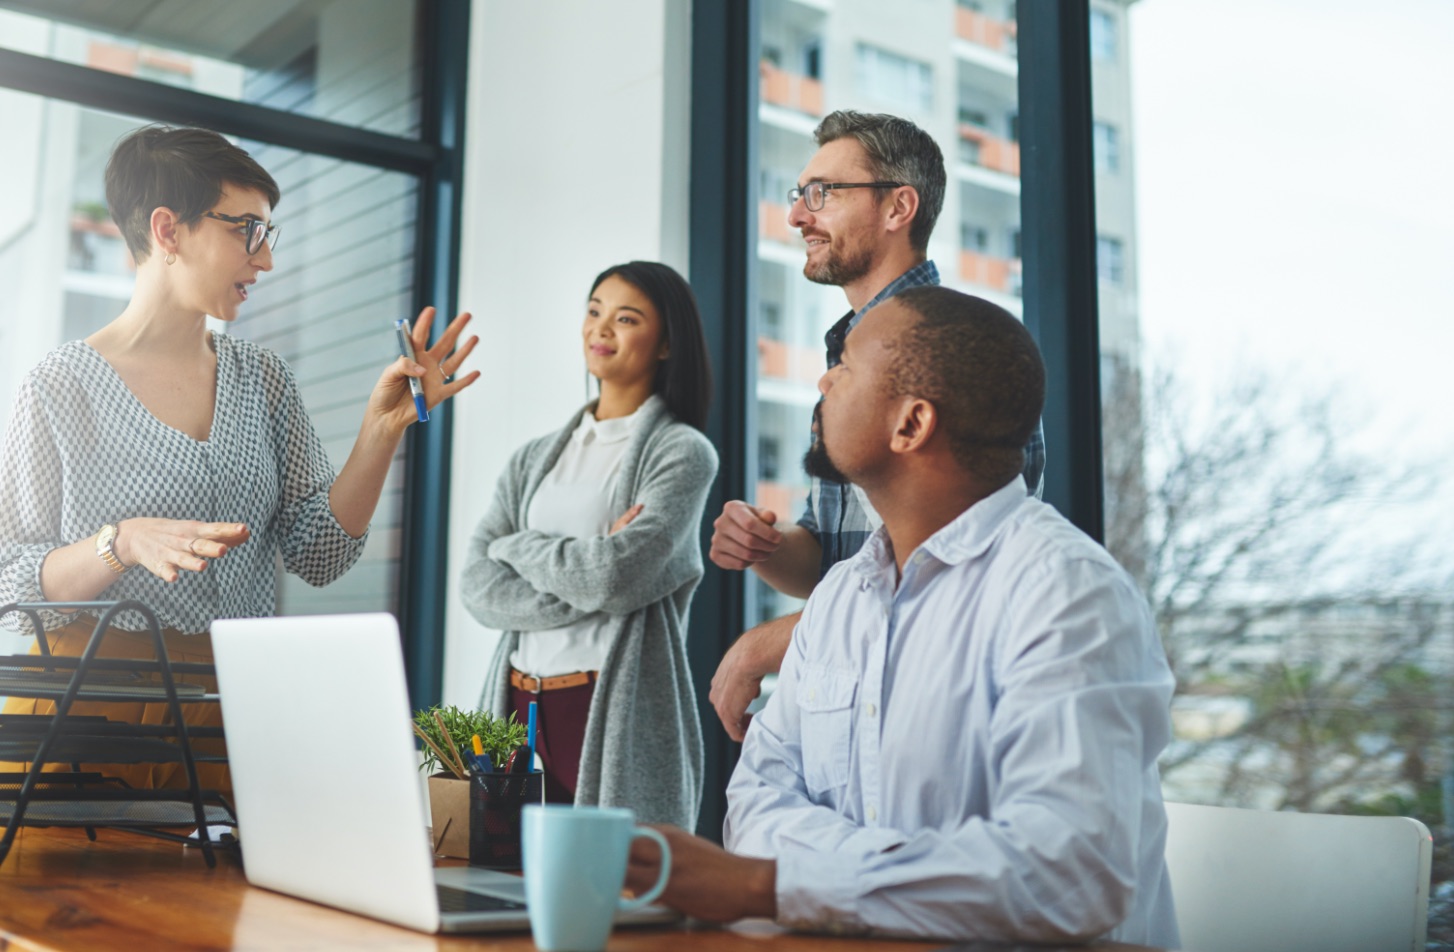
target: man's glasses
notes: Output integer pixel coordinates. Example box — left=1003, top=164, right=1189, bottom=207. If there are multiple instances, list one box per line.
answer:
left=203, top=211, right=281, bottom=255
left=788, top=181, right=904, bottom=212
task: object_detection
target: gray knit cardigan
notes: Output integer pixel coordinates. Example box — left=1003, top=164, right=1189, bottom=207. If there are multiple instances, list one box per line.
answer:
left=461, top=398, right=717, bottom=828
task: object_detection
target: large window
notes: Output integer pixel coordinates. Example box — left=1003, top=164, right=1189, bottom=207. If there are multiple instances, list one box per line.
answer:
left=752, top=0, right=1024, bottom=628
left=1094, top=0, right=1453, bottom=941
left=0, top=1, right=465, bottom=700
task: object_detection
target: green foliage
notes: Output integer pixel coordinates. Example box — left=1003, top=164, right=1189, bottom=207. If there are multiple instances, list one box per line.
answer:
left=412, top=705, right=527, bottom=775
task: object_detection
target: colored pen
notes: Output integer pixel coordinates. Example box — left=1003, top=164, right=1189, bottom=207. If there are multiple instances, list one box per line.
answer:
left=394, top=318, right=429, bottom=423
left=526, top=702, right=538, bottom=768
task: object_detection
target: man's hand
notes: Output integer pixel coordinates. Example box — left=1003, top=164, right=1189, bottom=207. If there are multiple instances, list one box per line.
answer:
left=626, top=825, right=776, bottom=923
left=709, top=501, right=782, bottom=571
left=710, top=613, right=799, bottom=741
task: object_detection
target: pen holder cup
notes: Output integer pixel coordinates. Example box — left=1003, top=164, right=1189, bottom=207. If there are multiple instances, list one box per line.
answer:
left=469, top=769, right=545, bottom=870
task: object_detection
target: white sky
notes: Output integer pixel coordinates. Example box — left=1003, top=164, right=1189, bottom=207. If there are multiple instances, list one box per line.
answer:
left=1125, top=0, right=1454, bottom=570
left=1128, top=0, right=1454, bottom=450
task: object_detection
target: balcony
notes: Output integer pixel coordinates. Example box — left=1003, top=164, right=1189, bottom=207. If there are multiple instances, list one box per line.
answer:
left=760, top=61, right=823, bottom=118
left=754, top=481, right=800, bottom=525
left=955, top=7, right=1016, bottom=54
left=759, top=201, right=796, bottom=245
left=959, top=250, right=1020, bottom=296
left=959, top=124, right=1019, bottom=177
left=758, top=336, right=824, bottom=387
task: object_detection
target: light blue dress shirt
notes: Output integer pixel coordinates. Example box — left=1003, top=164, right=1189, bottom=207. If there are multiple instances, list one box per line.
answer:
left=725, top=477, right=1180, bottom=947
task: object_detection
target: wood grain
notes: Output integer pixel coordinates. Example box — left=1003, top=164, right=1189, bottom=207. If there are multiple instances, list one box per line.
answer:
left=0, top=827, right=1167, bottom=951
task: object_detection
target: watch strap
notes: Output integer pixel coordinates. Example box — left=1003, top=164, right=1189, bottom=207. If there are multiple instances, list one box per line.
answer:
left=96, top=524, right=127, bottom=574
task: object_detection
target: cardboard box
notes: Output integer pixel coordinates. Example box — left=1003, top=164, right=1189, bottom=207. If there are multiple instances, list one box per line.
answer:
left=427, top=773, right=471, bottom=859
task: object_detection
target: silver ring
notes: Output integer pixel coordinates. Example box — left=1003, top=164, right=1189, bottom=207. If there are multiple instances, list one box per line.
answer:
left=189, top=538, right=202, bottom=557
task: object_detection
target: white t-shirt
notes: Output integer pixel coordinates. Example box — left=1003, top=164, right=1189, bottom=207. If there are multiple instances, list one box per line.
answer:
left=508, top=396, right=660, bottom=677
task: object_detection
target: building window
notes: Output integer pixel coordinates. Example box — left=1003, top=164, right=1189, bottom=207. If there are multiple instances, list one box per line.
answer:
left=855, top=43, right=933, bottom=114
left=802, top=39, right=822, bottom=80
left=1090, top=8, right=1117, bottom=63
left=1097, top=235, right=1124, bottom=285
left=1094, top=120, right=1120, bottom=173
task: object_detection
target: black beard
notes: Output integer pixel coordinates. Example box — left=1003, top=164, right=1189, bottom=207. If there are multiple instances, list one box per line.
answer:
left=802, top=401, right=850, bottom=484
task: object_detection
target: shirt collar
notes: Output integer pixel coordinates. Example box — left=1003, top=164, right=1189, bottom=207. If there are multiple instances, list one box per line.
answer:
left=576, top=393, right=663, bottom=445
left=851, top=475, right=1027, bottom=579
left=848, top=259, right=940, bottom=332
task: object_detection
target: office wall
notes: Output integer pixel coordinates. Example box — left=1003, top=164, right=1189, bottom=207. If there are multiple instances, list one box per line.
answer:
left=442, top=0, right=693, bottom=707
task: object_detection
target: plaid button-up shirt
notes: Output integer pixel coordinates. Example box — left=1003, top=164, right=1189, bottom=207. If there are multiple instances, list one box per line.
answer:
left=796, top=260, right=1047, bottom=579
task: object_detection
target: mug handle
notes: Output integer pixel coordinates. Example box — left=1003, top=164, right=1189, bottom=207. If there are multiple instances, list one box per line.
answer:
left=618, top=826, right=672, bottom=911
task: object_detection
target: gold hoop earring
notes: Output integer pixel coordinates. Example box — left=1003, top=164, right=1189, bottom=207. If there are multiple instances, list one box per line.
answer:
left=164, top=252, right=176, bottom=265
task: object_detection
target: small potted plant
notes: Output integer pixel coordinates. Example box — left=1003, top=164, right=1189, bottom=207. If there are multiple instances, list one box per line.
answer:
left=412, top=706, right=526, bottom=858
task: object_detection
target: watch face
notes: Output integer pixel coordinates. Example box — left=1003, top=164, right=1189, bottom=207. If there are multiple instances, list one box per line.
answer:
left=97, top=524, right=117, bottom=550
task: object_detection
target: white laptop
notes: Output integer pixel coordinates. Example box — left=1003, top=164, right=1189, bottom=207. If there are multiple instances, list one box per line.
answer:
left=212, top=612, right=677, bottom=934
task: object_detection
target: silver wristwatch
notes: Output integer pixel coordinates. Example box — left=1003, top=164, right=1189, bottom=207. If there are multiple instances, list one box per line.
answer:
left=95, top=523, right=129, bottom=574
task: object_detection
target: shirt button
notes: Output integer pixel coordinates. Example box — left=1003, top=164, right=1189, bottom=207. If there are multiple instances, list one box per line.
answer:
left=865, top=703, right=877, bottom=717
left=867, top=805, right=878, bottom=822
left=807, top=688, right=817, bottom=702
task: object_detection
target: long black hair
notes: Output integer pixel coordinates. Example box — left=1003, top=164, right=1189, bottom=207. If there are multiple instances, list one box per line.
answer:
left=588, top=261, right=712, bottom=432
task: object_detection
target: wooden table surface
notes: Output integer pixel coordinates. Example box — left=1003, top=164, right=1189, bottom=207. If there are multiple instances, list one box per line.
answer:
left=0, top=826, right=1169, bottom=951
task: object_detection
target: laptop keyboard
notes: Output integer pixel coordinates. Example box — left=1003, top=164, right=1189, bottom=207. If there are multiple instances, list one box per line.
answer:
left=436, top=884, right=526, bottom=913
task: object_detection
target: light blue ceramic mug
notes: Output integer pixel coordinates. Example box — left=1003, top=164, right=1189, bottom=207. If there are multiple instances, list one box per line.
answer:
left=521, top=805, right=672, bottom=952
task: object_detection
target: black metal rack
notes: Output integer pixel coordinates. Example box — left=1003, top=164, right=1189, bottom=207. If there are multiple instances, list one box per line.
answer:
left=0, top=600, right=234, bottom=868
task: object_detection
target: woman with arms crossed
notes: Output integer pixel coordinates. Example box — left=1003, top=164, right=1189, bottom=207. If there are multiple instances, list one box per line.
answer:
left=0, top=125, right=478, bottom=790
left=461, top=261, right=716, bottom=829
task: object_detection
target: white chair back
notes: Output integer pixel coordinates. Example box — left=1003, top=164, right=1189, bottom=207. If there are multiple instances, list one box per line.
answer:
left=1163, top=801, right=1432, bottom=952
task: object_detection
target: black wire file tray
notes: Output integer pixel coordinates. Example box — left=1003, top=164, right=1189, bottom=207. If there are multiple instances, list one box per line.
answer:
left=0, top=600, right=235, bottom=869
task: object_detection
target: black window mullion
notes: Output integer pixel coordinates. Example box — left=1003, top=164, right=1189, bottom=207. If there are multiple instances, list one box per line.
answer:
left=0, top=47, right=435, bottom=175
left=688, top=0, right=759, bottom=842
left=399, top=0, right=470, bottom=709
left=1016, top=0, right=1105, bottom=541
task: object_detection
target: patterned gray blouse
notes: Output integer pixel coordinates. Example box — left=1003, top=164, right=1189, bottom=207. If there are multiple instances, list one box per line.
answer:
left=0, top=333, right=367, bottom=634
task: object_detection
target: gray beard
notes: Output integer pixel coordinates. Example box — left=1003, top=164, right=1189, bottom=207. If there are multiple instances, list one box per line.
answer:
left=804, top=244, right=873, bottom=287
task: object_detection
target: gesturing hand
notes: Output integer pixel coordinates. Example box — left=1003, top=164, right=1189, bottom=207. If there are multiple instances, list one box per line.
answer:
left=114, top=519, right=251, bottom=583
left=370, top=306, right=482, bottom=433
left=709, top=500, right=782, bottom=571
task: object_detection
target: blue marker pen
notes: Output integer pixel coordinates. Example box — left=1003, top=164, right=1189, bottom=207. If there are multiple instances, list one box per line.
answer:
left=394, top=318, right=429, bottom=423
left=526, top=701, right=538, bottom=768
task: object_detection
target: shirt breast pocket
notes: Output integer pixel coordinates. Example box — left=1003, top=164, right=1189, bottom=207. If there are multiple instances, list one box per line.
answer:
left=795, top=663, right=857, bottom=796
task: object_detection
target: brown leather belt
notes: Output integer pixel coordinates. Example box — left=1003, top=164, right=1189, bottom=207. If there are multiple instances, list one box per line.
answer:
left=510, top=668, right=597, bottom=693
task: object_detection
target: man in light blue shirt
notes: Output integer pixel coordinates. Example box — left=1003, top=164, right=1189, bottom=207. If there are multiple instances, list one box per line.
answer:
left=627, top=286, right=1178, bottom=947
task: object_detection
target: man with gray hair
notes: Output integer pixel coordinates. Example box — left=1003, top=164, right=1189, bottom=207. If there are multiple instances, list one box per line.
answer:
left=709, top=110, right=1045, bottom=740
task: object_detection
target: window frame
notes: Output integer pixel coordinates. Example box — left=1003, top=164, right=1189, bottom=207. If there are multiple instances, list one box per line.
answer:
left=687, top=0, right=1104, bottom=838
left=0, top=0, right=470, bottom=708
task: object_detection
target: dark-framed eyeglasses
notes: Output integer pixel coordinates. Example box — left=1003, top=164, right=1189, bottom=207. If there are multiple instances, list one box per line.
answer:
left=788, top=181, right=904, bottom=212
left=202, top=211, right=281, bottom=255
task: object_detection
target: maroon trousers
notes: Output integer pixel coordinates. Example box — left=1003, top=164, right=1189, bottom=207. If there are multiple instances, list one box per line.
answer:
left=509, top=676, right=596, bottom=805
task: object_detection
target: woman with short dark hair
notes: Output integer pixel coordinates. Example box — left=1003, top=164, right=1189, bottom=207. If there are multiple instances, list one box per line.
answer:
left=460, top=261, right=716, bottom=828
left=0, top=125, right=478, bottom=792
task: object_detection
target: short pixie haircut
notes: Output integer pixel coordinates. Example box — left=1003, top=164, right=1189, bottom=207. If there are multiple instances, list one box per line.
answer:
left=588, top=261, right=713, bottom=432
left=105, top=125, right=280, bottom=263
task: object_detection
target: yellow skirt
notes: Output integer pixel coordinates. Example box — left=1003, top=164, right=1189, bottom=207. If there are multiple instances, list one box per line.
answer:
left=1, top=618, right=229, bottom=796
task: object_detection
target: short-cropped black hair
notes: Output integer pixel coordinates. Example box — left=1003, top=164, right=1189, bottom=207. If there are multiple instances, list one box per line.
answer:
left=884, top=286, right=1045, bottom=486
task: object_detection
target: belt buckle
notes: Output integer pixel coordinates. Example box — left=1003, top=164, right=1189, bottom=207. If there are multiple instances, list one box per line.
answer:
left=527, top=674, right=542, bottom=694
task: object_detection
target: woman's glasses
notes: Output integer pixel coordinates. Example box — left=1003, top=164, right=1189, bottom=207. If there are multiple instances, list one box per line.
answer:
left=203, top=211, right=281, bottom=255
